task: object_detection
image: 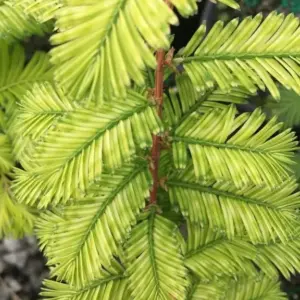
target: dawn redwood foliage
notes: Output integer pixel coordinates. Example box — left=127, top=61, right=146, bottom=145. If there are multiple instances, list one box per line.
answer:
left=2, top=0, right=300, bottom=299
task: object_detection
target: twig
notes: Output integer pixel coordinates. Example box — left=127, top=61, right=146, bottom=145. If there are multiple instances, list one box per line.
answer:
left=149, top=50, right=165, bottom=205
left=149, top=0, right=173, bottom=205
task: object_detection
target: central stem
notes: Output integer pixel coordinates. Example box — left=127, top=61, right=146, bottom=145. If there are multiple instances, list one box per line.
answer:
left=149, top=0, right=173, bottom=205
left=149, top=50, right=165, bottom=205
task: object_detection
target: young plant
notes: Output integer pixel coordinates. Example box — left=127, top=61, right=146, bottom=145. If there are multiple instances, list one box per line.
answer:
left=2, top=0, right=300, bottom=299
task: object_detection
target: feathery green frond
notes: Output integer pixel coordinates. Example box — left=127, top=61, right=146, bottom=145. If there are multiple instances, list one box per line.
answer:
left=2, top=1, right=299, bottom=298
left=10, top=0, right=62, bottom=22
left=0, top=134, right=13, bottom=173
left=0, top=104, right=35, bottom=238
left=185, top=223, right=257, bottom=279
left=176, top=12, right=300, bottom=99
left=171, top=105, right=298, bottom=188
left=10, top=82, right=73, bottom=161
left=41, top=276, right=130, bottom=300
left=200, top=88, right=251, bottom=112
left=254, top=236, right=300, bottom=280
left=266, top=87, right=300, bottom=128
left=185, top=223, right=300, bottom=280
left=12, top=83, right=162, bottom=207
left=36, top=163, right=151, bottom=286
left=124, top=211, right=188, bottom=300
left=164, top=73, right=251, bottom=128
left=168, top=164, right=300, bottom=243
left=49, top=0, right=199, bottom=102
left=0, top=2, right=51, bottom=42
left=189, top=275, right=286, bottom=300
left=0, top=176, right=35, bottom=238
left=188, top=280, right=224, bottom=300
left=0, top=42, right=53, bottom=105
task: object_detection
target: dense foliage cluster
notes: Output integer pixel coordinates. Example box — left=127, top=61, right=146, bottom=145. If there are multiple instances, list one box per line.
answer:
left=2, top=0, right=300, bottom=299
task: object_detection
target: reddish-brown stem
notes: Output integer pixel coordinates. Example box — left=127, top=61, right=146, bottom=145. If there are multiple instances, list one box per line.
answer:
left=149, top=0, right=173, bottom=205
left=149, top=50, right=165, bottom=205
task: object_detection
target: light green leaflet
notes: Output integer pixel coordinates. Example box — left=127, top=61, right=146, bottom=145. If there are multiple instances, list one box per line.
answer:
left=49, top=0, right=199, bottom=102
left=0, top=176, right=35, bottom=238
left=176, top=12, right=300, bottom=99
left=172, top=105, right=297, bottom=188
left=189, top=275, right=286, bottom=300
left=0, top=1, right=51, bottom=42
left=185, top=223, right=300, bottom=280
left=41, top=277, right=130, bottom=300
left=36, top=163, right=151, bottom=287
left=168, top=164, right=300, bottom=243
left=124, top=211, right=188, bottom=300
left=9, top=0, right=62, bottom=22
left=13, top=83, right=163, bottom=207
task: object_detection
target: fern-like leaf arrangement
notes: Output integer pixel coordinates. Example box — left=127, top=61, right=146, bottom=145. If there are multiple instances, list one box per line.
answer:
left=176, top=12, right=300, bottom=99
left=3, top=0, right=300, bottom=299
